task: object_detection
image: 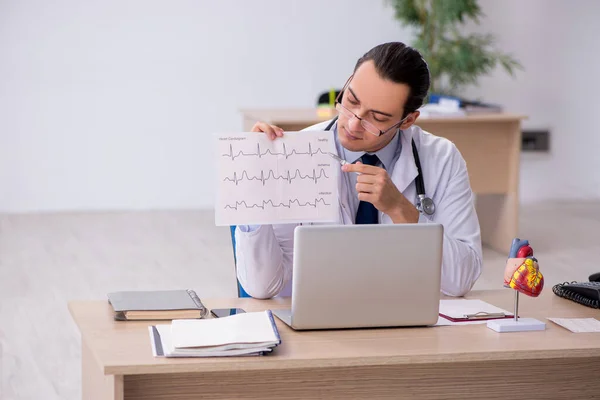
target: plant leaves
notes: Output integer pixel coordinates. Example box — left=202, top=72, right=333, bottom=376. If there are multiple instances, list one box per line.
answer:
left=385, top=0, right=522, bottom=95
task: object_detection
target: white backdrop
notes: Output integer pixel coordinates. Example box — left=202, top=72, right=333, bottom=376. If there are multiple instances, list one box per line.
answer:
left=463, top=0, right=600, bottom=204
left=1, top=0, right=599, bottom=212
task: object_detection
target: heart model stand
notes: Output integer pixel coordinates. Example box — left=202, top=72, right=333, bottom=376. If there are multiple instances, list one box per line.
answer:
left=487, top=238, right=546, bottom=333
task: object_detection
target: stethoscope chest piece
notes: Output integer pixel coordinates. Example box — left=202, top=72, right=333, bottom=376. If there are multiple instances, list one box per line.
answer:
left=417, top=194, right=435, bottom=216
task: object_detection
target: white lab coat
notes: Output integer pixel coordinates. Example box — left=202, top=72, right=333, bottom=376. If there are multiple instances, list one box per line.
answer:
left=234, top=120, right=483, bottom=299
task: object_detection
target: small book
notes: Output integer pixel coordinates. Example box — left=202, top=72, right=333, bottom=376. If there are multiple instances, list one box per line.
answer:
left=108, top=289, right=208, bottom=321
left=149, top=310, right=281, bottom=357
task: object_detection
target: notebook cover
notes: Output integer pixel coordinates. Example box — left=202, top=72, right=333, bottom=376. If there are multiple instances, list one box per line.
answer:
left=108, top=289, right=207, bottom=320
left=150, top=326, right=165, bottom=356
left=266, top=310, right=282, bottom=347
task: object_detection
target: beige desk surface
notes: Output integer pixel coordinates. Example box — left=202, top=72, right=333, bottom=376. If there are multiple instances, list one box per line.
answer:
left=240, top=108, right=527, bottom=126
left=69, top=289, right=600, bottom=377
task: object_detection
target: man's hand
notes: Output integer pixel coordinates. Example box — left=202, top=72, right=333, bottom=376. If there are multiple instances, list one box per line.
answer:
left=251, top=121, right=284, bottom=140
left=342, top=162, right=419, bottom=223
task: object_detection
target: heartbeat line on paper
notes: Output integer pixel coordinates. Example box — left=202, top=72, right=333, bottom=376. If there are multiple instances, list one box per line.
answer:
left=223, top=168, right=330, bottom=186
left=224, top=198, right=331, bottom=210
left=222, top=143, right=327, bottom=161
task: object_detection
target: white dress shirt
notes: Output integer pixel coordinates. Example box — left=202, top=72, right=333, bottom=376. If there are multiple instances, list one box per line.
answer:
left=340, top=123, right=401, bottom=219
left=234, top=120, right=483, bottom=299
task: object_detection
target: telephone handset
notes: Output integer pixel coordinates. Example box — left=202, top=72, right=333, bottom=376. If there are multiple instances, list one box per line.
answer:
left=552, top=273, right=600, bottom=309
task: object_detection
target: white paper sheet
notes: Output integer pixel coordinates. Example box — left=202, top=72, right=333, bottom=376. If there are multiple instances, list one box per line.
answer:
left=215, top=131, right=340, bottom=226
left=439, top=299, right=513, bottom=319
left=547, top=318, right=600, bottom=333
left=171, top=311, right=278, bottom=348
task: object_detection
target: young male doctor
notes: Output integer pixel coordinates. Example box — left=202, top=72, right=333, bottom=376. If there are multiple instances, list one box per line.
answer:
left=234, top=42, right=482, bottom=299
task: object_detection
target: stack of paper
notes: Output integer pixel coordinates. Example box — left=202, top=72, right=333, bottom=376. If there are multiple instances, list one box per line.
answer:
left=149, top=310, right=281, bottom=357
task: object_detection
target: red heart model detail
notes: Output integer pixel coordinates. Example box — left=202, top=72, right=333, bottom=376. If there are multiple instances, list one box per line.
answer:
left=516, top=245, right=533, bottom=258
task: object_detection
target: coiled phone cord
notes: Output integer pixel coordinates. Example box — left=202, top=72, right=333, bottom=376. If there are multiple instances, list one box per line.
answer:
left=552, top=281, right=600, bottom=309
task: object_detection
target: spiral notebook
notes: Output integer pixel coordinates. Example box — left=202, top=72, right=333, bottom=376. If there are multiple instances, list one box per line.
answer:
left=108, top=289, right=208, bottom=321
left=149, top=310, right=281, bottom=357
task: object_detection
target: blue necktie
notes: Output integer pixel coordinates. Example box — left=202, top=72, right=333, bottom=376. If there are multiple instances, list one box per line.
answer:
left=355, top=154, right=379, bottom=224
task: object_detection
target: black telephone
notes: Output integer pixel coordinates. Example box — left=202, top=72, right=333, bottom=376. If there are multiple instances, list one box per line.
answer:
left=552, top=273, right=600, bottom=309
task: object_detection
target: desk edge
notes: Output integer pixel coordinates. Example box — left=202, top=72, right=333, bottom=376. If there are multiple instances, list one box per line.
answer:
left=104, top=347, right=600, bottom=376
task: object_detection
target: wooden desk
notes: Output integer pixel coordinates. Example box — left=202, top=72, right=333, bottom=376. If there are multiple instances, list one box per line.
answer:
left=69, top=290, right=600, bottom=400
left=241, top=108, right=526, bottom=253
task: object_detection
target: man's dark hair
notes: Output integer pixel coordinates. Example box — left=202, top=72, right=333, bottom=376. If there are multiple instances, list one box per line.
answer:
left=354, top=42, right=430, bottom=117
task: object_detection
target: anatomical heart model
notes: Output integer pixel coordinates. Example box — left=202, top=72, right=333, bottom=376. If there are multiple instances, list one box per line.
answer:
left=487, top=238, right=546, bottom=332
left=503, top=238, right=544, bottom=297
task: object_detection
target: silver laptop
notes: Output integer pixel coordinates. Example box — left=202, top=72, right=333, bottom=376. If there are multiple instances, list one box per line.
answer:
left=272, top=224, right=443, bottom=330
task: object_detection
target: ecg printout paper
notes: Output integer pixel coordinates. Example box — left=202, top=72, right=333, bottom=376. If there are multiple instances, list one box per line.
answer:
left=215, top=131, right=340, bottom=226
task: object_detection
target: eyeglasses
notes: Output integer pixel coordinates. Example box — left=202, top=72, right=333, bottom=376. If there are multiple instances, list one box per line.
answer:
left=335, top=102, right=408, bottom=137
left=335, top=76, right=410, bottom=137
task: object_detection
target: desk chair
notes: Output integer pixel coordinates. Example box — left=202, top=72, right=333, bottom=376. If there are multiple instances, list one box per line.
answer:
left=230, top=225, right=251, bottom=298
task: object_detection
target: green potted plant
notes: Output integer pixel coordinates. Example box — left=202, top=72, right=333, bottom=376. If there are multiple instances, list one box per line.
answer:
left=387, top=0, right=522, bottom=98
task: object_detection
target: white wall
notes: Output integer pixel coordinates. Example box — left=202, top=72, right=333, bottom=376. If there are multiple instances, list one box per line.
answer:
left=0, top=0, right=411, bottom=212
left=1, top=0, right=599, bottom=212
left=464, top=0, right=600, bottom=203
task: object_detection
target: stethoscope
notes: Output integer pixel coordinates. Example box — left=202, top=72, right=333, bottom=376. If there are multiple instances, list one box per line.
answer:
left=325, top=116, right=435, bottom=216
